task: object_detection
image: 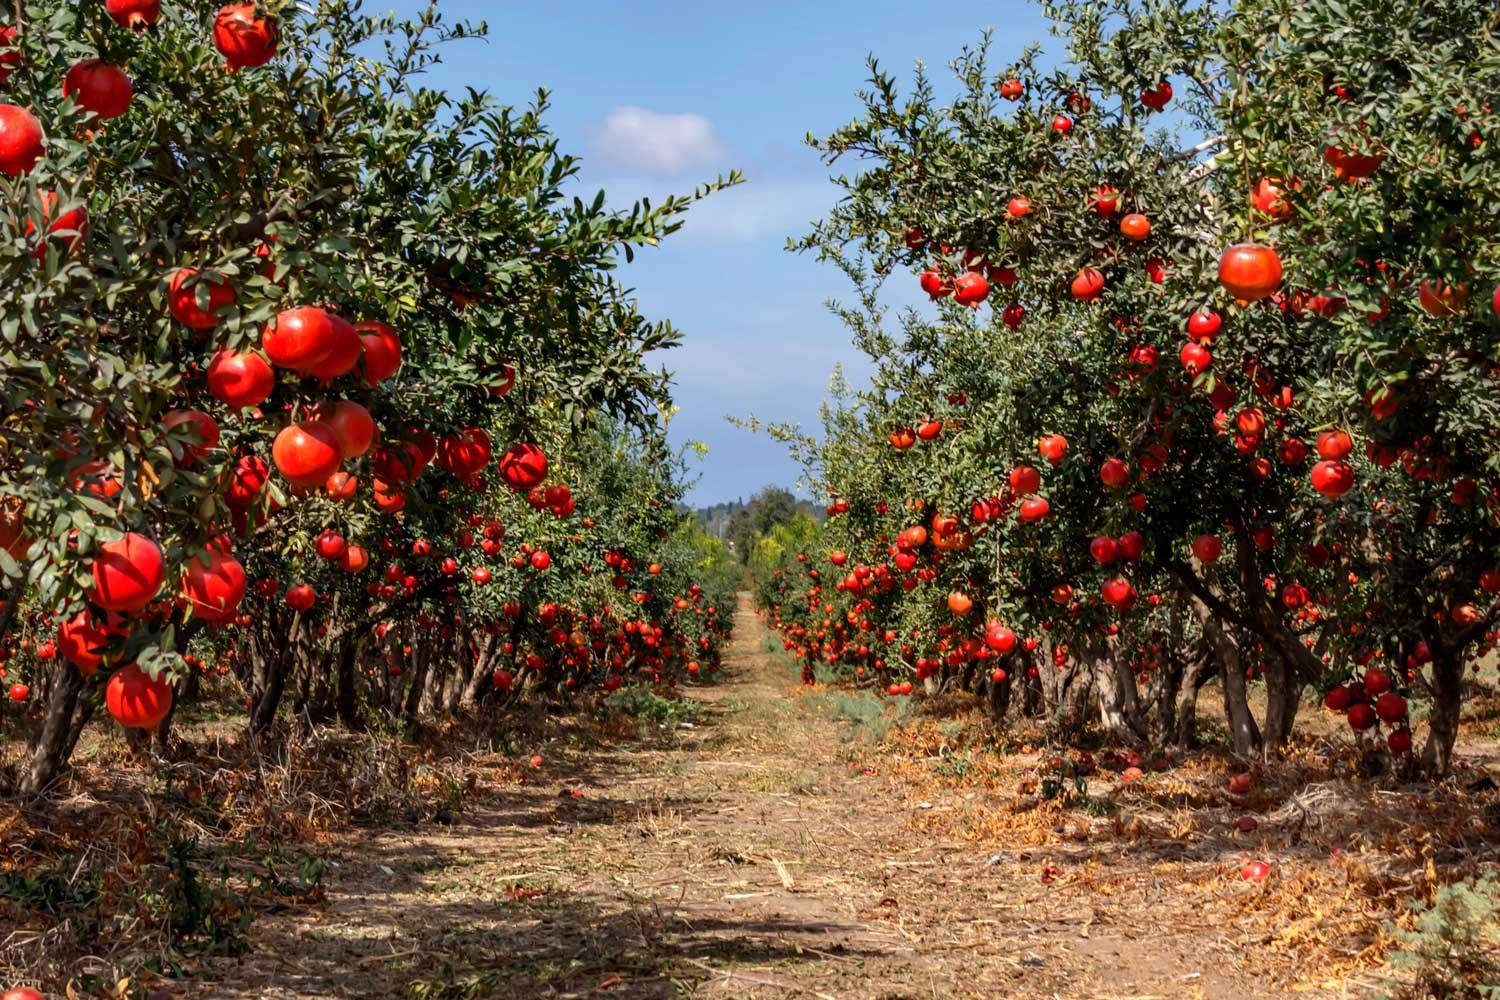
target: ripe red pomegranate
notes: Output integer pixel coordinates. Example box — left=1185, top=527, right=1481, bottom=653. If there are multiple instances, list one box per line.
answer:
left=105, top=664, right=173, bottom=730
left=1180, top=341, right=1212, bottom=374
left=1140, top=81, right=1172, bottom=111
left=919, top=269, right=950, bottom=299
left=889, top=426, right=915, bottom=450
left=1119, top=213, right=1150, bottom=241
left=1071, top=267, right=1105, bottom=301
left=984, top=621, right=1017, bottom=653
left=1018, top=496, right=1050, bottom=523
left=263, top=306, right=336, bottom=371
left=107, top=0, right=162, bottom=30
left=1001, top=303, right=1025, bottom=329
left=952, top=270, right=989, bottom=306
left=1310, top=460, right=1354, bottom=498
left=1037, top=434, right=1068, bottom=465
left=1007, top=196, right=1031, bottom=218
left=180, top=546, right=247, bottom=624
left=285, top=583, right=317, bottom=612
left=315, top=530, right=346, bottom=561
left=1417, top=279, right=1468, bottom=317
left=1375, top=692, right=1407, bottom=724
left=1251, top=177, right=1292, bottom=219
left=1387, top=730, right=1413, bottom=755
left=1008, top=465, right=1041, bottom=495
left=1052, top=114, right=1072, bottom=134
left=62, top=60, right=133, bottom=119
left=1101, top=577, right=1137, bottom=609
left=437, top=427, right=493, bottom=479
left=25, top=191, right=89, bottom=260
left=356, top=321, right=402, bottom=383
left=916, top=419, right=942, bottom=440
left=1240, top=860, right=1270, bottom=882
left=1316, top=429, right=1353, bottom=460
left=1347, top=703, right=1378, bottom=732
left=0, top=104, right=45, bottom=176
left=8, top=683, right=28, bottom=702
left=1324, top=686, right=1353, bottom=712
left=1099, top=457, right=1130, bottom=488
left=207, top=348, right=274, bottom=409
left=168, top=268, right=236, bottom=329
left=0, top=26, right=19, bottom=87
left=1089, top=536, right=1119, bottom=564
left=162, top=408, right=220, bottom=459
left=1116, top=531, right=1145, bottom=561
left=499, top=442, right=548, bottom=491
left=531, top=550, right=551, bottom=571
left=1493, top=283, right=1500, bottom=321
left=308, top=313, right=363, bottom=381
left=1192, top=534, right=1222, bottom=563
left=339, top=545, right=368, bottom=573
left=312, top=401, right=375, bottom=459
left=88, top=532, right=165, bottom=613
left=272, top=420, right=343, bottom=490
left=999, top=78, right=1023, bottom=100
left=58, top=610, right=122, bottom=675
left=493, top=669, right=515, bottom=691
left=214, top=4, right=280, bottom=70
left=1187, top=310, right=1222, bottom=343
left=1218, top=244, right=1283, bottom=302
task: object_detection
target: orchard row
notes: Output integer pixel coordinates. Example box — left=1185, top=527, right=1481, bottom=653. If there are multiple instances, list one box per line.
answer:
left=758, top=0, right=1500, bottom=775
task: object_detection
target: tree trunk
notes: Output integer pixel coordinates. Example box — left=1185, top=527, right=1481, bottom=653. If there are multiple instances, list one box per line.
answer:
left=20, top=663, right=88, bottom=795
left=1173, top=650, right=1213, bottom=749
left=1422, top=650, right=1462, bottom=775
left=1190, top=597, right=1260, bottom=753
left=1261, top=653, right=1301, bottom=747
left=336, top=637, right=363, bottom=730
left=1089, top=648, right=1147, bottom=743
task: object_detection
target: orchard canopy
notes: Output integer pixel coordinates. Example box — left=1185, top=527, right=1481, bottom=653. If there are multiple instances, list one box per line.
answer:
left=759, top=0, right=1500, bottom=776
left=0, top=1, right=737, bottom=795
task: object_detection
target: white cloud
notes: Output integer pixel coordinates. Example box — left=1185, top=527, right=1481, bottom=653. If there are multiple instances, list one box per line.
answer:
left=586, top=106, right=730, bottom=176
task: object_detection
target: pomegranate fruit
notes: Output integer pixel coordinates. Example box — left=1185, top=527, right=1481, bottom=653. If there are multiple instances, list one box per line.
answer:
left=272, top=420, right=343, bottom=490
left=88, top=532, right=165, bottom=614
left=207, top=348, right=274, bottom=408
left=62, top=60, right=133, bottom=119
left=105, top=664, right=173, bottom=730
left=0, top=104, right=45, bottom=176
left=106, top=0, right=162, bottom=30
left=1218, top=244, right=1283, bottom=302
left=214, top=3, right=280, bottom=70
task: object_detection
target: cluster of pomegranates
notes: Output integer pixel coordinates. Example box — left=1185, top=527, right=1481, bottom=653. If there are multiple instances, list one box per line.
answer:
left=1322, top=667, right=1413, bottom=753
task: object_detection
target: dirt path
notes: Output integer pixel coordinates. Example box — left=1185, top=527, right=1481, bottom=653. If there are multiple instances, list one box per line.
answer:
left=194, top=594, right=1316, bottom=999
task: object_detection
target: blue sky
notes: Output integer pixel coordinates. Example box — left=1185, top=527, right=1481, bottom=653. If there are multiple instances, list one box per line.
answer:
left=392, top=2, right=1051, bottom=505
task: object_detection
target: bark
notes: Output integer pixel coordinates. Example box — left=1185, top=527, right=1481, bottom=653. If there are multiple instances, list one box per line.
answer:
left=461, top=635, right=499, bottom=708
left=1173, top=650, right=1213, bottom=749
left=1189, top=594, right=1260, bottom=753
left=336, top=636, right=363, bottom=730
left=1421, top=650, right=1463, bottom=775
left=1088, top=646, right=1147, bottom=743
left=1261, top=654, right=1302, bottom=747
left=19, top=663, right=88, bottom=795
left=402, top=643, right=430, bottom=722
